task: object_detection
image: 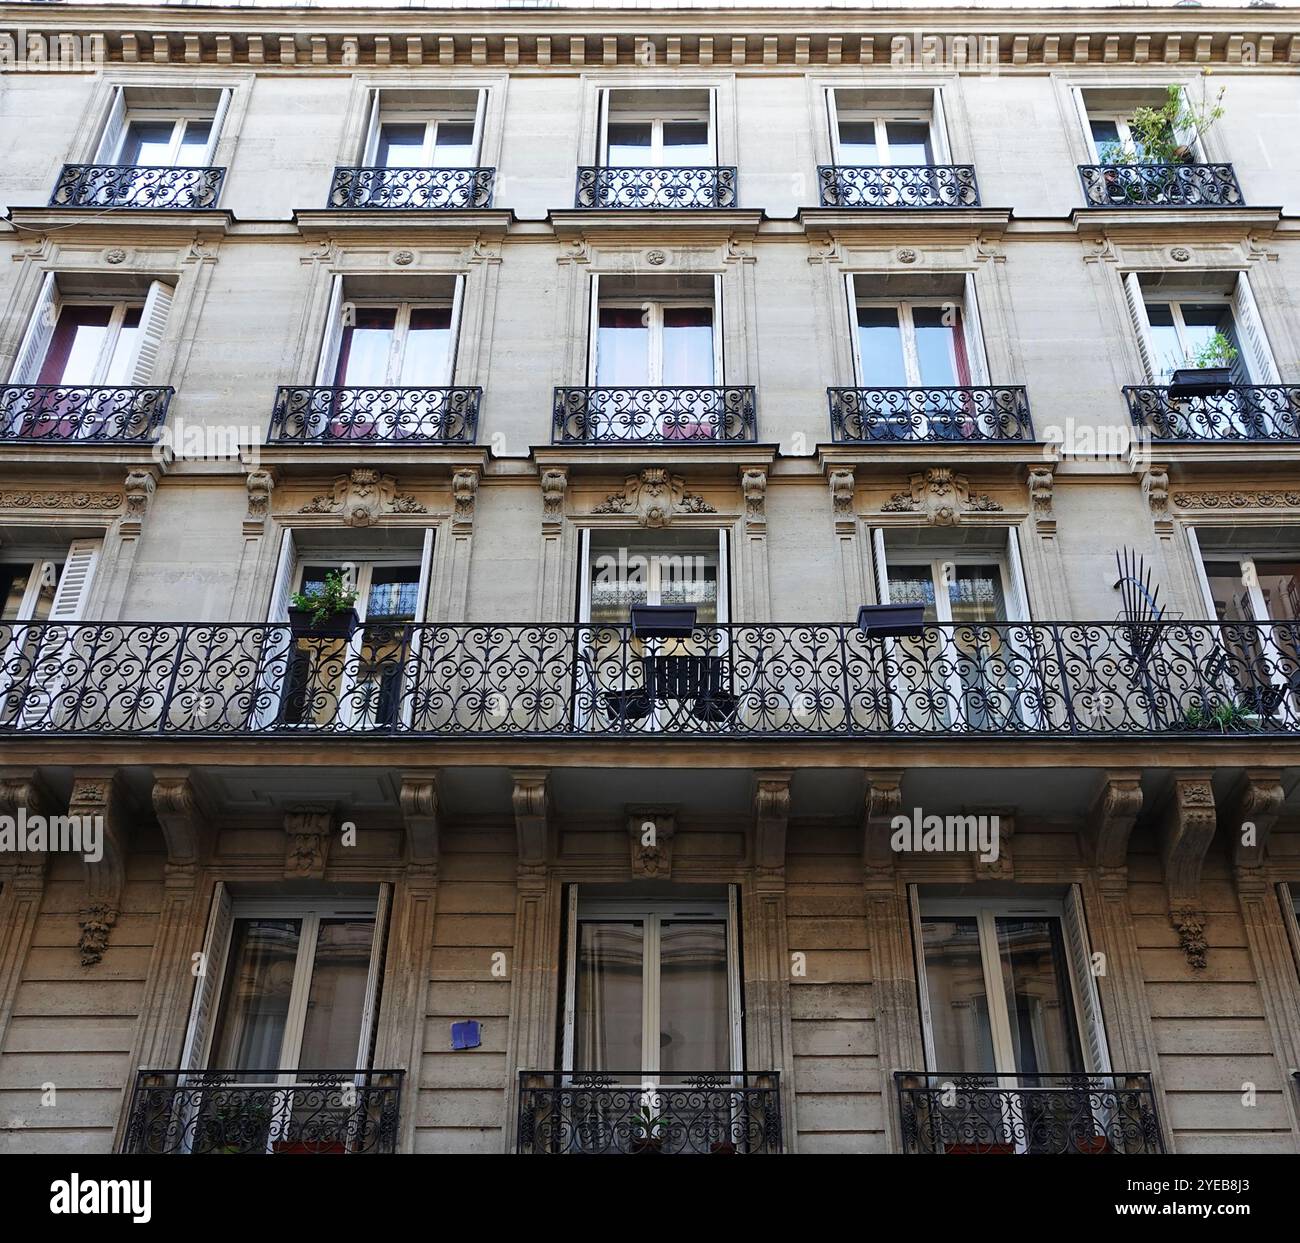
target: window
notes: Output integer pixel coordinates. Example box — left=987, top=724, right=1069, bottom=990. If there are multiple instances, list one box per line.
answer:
left=581, top=529, right=728, bottom=627
left=1076, top=87, right=1202, bottom=165
left=594, top=302, right=716, bottom=387
left=95, top=86, right=230, bottom=168
left=0, top=547, right=101, bottom=623
left=828, top=88, right=949, bottom=166
left=854, top=301, right=973, bottom=388
left=360, top=88, right=485, bottom=169
left=601, top=89, right=714, bottom=168
left=1145, top=299, right=1243, bottom=385
left=1201, top=556, right=1300, bottom=625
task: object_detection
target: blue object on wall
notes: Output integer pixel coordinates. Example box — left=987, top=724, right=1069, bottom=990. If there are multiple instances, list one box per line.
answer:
left=451, top=1020, right=482, bottom=1050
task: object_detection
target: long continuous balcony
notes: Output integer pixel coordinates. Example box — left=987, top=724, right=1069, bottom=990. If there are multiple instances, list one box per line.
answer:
left=816, top=164, right=980, bottom=209
left=1124, top=384, right=1300, bottom=442
left=50, top=164, right=226, bottom=210
left=120, top=1069, right=403, bottom=1154
left=1077, top=162, right=1243, bottom=208
left=895, top=1072, right=1164, bottom=1155
left=327, top=166, right=495, bottom=210
left=268, top=385, right=481, bottom=444
left=516, top=1072, right=782, bottom=1154
left=0, top=385, right=172, bottom=443
left=828, top=386, right=1033, bottom=443
left=3, top=620, right=1297, bottom=738
left=574, top=165, right=738, bottom=209
left=552, top=385, right=757, bottom=444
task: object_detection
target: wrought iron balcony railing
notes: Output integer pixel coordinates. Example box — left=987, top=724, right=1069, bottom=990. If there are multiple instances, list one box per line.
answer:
left=552, top=385, right=757, bottom=443
left=2, top=620, right=1297, bottom=738
left=828, top=386, right=1033, bottom=443
left=0, top=385, right=172, bottom=443
left=120, top=1069, right=403, bottom=1154
left=269, top=385, right=481, bottom=444
left=517, top=1071, right=782, bottom=1154
left=575, top=166, right=738, bottom=209
left=817, top=164, right=980, bottom=209
left=1078, top=162, right=1243, bottom=208
left=895, top=1072, right=1164, bottom=1155
left=1124, top=384, right=1300, bottom=442
left=327, top=166, right=495, bottom=210
left=50, top=164, right=226, bottom=210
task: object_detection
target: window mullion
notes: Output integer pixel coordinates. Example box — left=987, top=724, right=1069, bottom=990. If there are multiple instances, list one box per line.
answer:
left=976, top=909, right=1019, bottom=1076
left=279, top=911, right=322, bottom=1079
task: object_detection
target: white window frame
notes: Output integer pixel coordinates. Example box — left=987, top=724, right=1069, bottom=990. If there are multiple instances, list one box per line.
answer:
left=830, top=109, right=938, bottom=167
left=599, top=90, right=717, bottom=167
left=1077, top=87, right=1205, bottom=165
left=878, top=550, right=1019, bottom=626
left=1143, top=295, right=1237, bottom=378
left=330, top=298, right=460, bottom=388
left=591, top=296, right=721, bottom=388
left=41, top=298, right=145, bottom=386
left=361, top=88, right=486, bottom=167
left=578, top=528, right=730, bottom=625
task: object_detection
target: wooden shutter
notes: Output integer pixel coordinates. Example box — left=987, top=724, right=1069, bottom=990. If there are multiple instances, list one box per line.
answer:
left=353, top=884, right=392, bottom=1071
left=560, top=884, right=580, bottom=1072
left=445, top=275, right=465, bottom=387
left=470, top=88, right=488, bottom=165
left=361, top=88, right=383, bottom=164
left=129, top=280, right=174, bottom=384
left=871, top=527, right=890, bottom=605
left=267, top=529, right=298, bottom=621
left=962, top=272, right=990, bottom=384
left=180, top=882, right=234, bottom=1071
left=908, top=885, right=937, bottom=1070
left=1184, top=527, right=1220, bottom=621
left=1231, top=271, right=1281, bottom=384
left=1006, top=526, right=1032, bottom=621
left=1176, top=85, right=1207, bottom=161
left=94, top=86, right=127, bottom=162
left=315, top=275, right=346, bottom=385
left=49, top=539, right=102, bottom=622
left=1062, top=886, right=1112, bottom=1074
left=586, top=274, right=601, bottom=384
left=202, top=88, right=233, bottom=167
left=9, top=271, right=58, bottom=384
left=1123, top=272, right=1156, bottom=382
left=402, top=530, right=437, bottom=728
left=1279, top=884, right=1300, bottom=977
left=1071, top=85, right=1099, bottom=161
left=930, top=86, right=953, bottom=163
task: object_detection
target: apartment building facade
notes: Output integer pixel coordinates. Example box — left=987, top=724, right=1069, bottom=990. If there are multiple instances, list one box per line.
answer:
left=1, top=1, right=1299, bottom=1157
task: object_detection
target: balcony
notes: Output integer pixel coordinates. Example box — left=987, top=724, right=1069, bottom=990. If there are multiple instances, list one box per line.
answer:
left=575, top=166, right=737, bottom=210
left=269, top=385, right=481, bottom=445
left=1078, top=163, right=1243, bottom=208
left=828, top=386, right=1032, bottom=443
left=895, top=1072, right=1164, bottom=1155
left=817, top=164, right=980, bottom=209
left=552, top=385, right=757, bottom=444
left=120, top=1069, right=403, bottom=1154
left=50, top=164, right=226, bottom=210
left=517, top=1072, right=782, bottom=1154
left=3, top=620, right=1297, bottom=738
left=1124, top=383, right=1300, bottom=442
left=327, top=166, right=495, bottom=210
left=0, top=385, right=172, bottom=443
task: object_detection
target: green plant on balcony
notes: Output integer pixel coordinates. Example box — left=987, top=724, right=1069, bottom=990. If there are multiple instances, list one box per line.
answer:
left=1185, top=333, right=1239, bottom=371
left=1111, top=82, right=1225, bottom=166
left=628, top=1102, right=670, bottom=1154
left=289, top=571, right=360, bottom=635
left=1181, top=699, right=1258, bottom=734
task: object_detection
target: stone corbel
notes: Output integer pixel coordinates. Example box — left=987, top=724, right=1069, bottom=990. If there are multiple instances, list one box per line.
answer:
left=284, top=806, right=334, bottom=881
left=752, top=771, right=791, bottom=875
left=512, top=770, right=551, bottom=874
left=151, top=772, right=211, bottom=870
left=1087, top=771, right=1143, bottom=872
left=828, top=466, right=856, bottom=533
left=862, top=771, right=905, bottom=878
left=1027, top=464, right=1055, bottom=535
left=1227, top=769, right=1285, bottom=870
left=452, top=467, right=480, bottom=531
left=244, top=468, right=276, bottom=534
left=974, top=811, right=1015, bottom=881
left=1143, top=464, right=1171, bottom=531
left=1160, top=775, right=1216, bottom=968
left=741, top=467, right=767, bottom=533
left=399, top=774, right=441, bottom=872
left=0, top=774, right=54, bottom=883
left=120, top=467, right=159, bottom=536
left=627, top=806, right=675, bottom=880
left=69, top=774, right=127, bottom=967
left=540, top=467, right=568, bottom=530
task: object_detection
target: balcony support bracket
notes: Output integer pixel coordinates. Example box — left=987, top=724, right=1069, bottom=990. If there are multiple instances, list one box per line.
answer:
left=1160, top=774, right=1216, bottom=969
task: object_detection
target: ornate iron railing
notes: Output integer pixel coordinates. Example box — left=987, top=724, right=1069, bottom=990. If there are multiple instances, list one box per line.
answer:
left=552, top=386, right=757, bottom=443
left=895, top=1072, right=1163, bottom=1155
left=517, top=1071, right=782, bottom=1154
left=327, top=166, right=495, bottom=210
left=575, top=166, right=738, bottom=209
left=0, top=385, right=172, bottom=443
left=50, top=164, right=226, bottom=210
left=269, top=385, right=481, bottom=444
left=1078, top=163, right=1243, bottom=208
left=1124, top=384, right=1300, bottom=442
left=2, top=620, right=1297, bottom=738
left=817, top=164, right=980, bottom=209
left=120, top=1069, right=403, bottom=1154
left=828, top=386, right=1033, bottom=442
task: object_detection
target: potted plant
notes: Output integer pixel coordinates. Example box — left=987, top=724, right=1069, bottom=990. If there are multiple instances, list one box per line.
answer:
left=628, top=1103, right=670, bottom=1154
left=1181, top=700, right=1258, bottom=734
left=1111, top=82, right=1226, bottom=168
left=857, top=602, right=926, bottom=638
left=1167, top=333, right=1239, bottom=399
left=630, top=602, right=697, bottom=638
left=288, top=570, right=360, bottom=639
left=196, top=1095, right=274, bottom=1154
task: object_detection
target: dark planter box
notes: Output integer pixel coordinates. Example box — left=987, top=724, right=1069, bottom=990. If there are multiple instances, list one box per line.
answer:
left=630, top=604, right=697, bottom=638
left=1167, top=366, right=1234, bottom=399
left=857, top=603, right=926, bottom=637
left=287, top=606, right=360, bottom=640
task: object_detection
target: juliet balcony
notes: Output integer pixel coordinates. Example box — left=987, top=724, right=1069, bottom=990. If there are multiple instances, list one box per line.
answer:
left=1077, top=162, right=1244, bottom=208
left=895, top=1072, right=1164, bottom=1155
left=120, top=1069, right=403, bottom=1155
left=1124, top=383, right=1300, bottom=442
left=50, top=164, right=226, bottom=210
left=268, top=385, right=481, bottom=444
left=327, top=166, right=496, bottom=210
left=816, top=164, right=980, bottom=209
left=828, top=386, right=1033, bottom=443
left=575, top=166, right=738, bottom=210
left=516, top=1071, right=783, bottom=1155
left=552, top=385, right=758, bottom=444
left=3, top=620, right=1297, bottom=738
left=0, top=385, right=172, bottom=443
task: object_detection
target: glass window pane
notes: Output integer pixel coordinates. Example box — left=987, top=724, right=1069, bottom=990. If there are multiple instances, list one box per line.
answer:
left=887, top=565, right=939, bottom=623
left=209, top=918, right=303, bottom=1075
left=0, top=563, right=58, bottom=622
left=948, top=564, right=1007, bottom=625
left=365, top=564, right=421, bottom=622
left=912, top=306, right=962, bottom=385
left=121, top=121, right=176, bottom=166
left=994, top=917, right=1084, bottom=1075
left=176, top=120, right=212, bottom=167
left=659, top=921, right=729, bottom=1076
left=104, top=306, right=144, bottom=385
left=856, top=306, right=907, bottom=386
left=886, top=121, right=933, bottom=166
left=661, top=120, right=710, bottom=164
left=837, top=119, right=877, bottom=163
left=657, top=551, right=718, bottom=623
left=376, top=123, right=427, bottom=169
left=1252, top=560, right=1300, bottom=623
left=433, top=121, right=476, bottom=168
left=607, top=121, right=652, bottom=167
left=40, top=306, right=113, bottom=385
left=1090, top=119, right=1124, bottom=161
left=1144, top=303, right=1183, bottom=383
left=1180, top=304, right=1242, bottom=376
left=920, top=917, right=996, bottom=1072
left=1203, top=560, right=1256, bottom=622
left=335, top=307, right=397, bottom=385
left=296, top=918, right=376, bottom=1072
left=575, top=921, right=644, bottom=1072
left=661, top=306, right=714, bottom=385
left=597, top=306, right=651, bottom=385
left=399, top=306, right=453, bottom=385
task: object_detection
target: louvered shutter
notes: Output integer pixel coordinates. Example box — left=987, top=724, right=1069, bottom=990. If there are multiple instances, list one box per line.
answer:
left=9, top=272, right=58, bottom=384
left=1123, top=272, right=1156, bottom=382
left=179, top=882, right=234, bottom=1071
left=1231, top=271, right=1281, bottom=384
left=1062, top=886, right=1113, bottom=1074
left=129, top=280, right=174, bottom=384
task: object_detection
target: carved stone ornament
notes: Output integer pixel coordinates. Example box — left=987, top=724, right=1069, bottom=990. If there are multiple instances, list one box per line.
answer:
left=298, top=469, right=426, bottom=525
left=0, top=491, right=122, bottom=512
left=1173, top=490, right=1300, bottom=510
left=742, top=467, right=767, bottom=528
left=897, top=247, right=919, bottom=264
left=284, top=807, right=333, bottom=881
left=121, top=469, right=157, bottom=532
left=1170, top=908, right=1208, bottom=971
left=1144, top=466, right=1170, bottom=517
left=391, top=249, right=415, bottom=266
left=627, top=808, right=675, bottom=880
left=881, top=468, right=1003, bottom=525
left=78, top=903, right=119, bottom=967
left=829, top=467, right=856, bottom=519
left=1028, top=465, right=1054, bottom=530
left=1169, top=246, right=1192, bottom=263
left=245, top=469, right=274, bottom=529
left=540, top=467, right=568, bottom=522
left=592, top=468, right=716, bottom=527
left=644, top=248, right=668, bottom=266
left=104, top=247, right=128, bottom=265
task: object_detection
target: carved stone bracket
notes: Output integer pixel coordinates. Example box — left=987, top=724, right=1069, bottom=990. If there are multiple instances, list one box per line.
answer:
left=1028, top=464, right=1055, bottom=535
left=284, top=806, right=334, bottom=880
left=880, top=468, right=1003, bottom=525
left=1170, top=908, right=1209, bottom=972
left=1161, top=776, right=1216, bottom=968
left=399, top=774, right=441, bottom=871
left=452, top=467, right=480, bottom=530
left=151, top=773, right=211, bottom=869
left=627, top=806, right=676, bottom=879
left=540, top=467, right=568, bottom=528
left=592, top=468, right=716, bottom=527
left=974, top=811, right=1015, bottom=882
left=69, top=774, right=126, bottom=967
left=863, top=770, right=905, bottom=876
left=298, top=469, right=427, bottom=525
left=1088, top=771, right=1143, bottom=871
left=741, top=467, right=767, bottom=533
left=513, top=770, right=551, bottom=871
left=753, top=771, right=791, bottom=872
left=1143, top=464, right=1170, bottom=526
left=120, top=468, right=159, bottom=536
left=1227, top=769, right=1285, bottom=870
left=0, top=775, right=54, bottom=885
left=244, top=468, right=275, bottom=534
left=828, top=467, right=856, bottom=533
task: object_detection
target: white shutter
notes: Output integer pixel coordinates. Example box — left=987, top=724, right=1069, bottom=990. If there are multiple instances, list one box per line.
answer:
left=961, top=272, right=990, bottom=384
left=708, top=87, right=719, bottom=165
left=561, top=883, right=580, bottom=1072
left=445, top=276, right=465, bottom=386
left=577, top=528, right=593, bottom=622
left=94, top=86, right=127, bottom=162
left=596, top=89, right=610, bottom=164
left=1005, top=527, right=1032, bottom=621
left=716, top=528, right=730, bottom=624
left=9, top=271, right=58, bottom=384
left=586, top=273, right=601, bottom=384
left=249, top=530, right=297, bottom=731
left=180, top=883, right=234, bottom=1071
left=1123, top=272, right=1156, bottom=383
left=908, top=885, right=937, bottom=1069
left=1062, top=886, right=1112, bottom=1074
left=871, top=527, right=890, bottom=604
left=402, top=530, right=436, bottom=728
left=1231, top=271, right=1281, bottom=384
left=931, top=86, right=952, bottom=163
left=353, top=883, right=391, bottom=1071
left=1072, top=86, right=1099, bottom=161
left=49, top=539, right=102, bottom=622
left=129, top=280, right=174, bottom=384
left=1184, top=527, right=1219, bottom=621
left=267, top=528, right=298, bottom=621
left=825, top=88, right=842, bottom=162
left=845, top=273, right=864, bottom=384
left=315, top=275, right=346, bottom=386
left=202, top=88, right=232, bottom=167
left=711, top=273, right=724, bottom=384
left=1176, top=85, right=1207, bottom=162
left=361, top=88, right=383, bottom=165
left=470, top=88, right=487, bottom=165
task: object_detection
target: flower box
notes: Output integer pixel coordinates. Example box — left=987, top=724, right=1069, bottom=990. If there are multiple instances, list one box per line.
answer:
left=287, top=606, right=360, bottom=640
left=856, top=603, right=926, bottom=637
left=630, top=604, right=698, bottom=638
